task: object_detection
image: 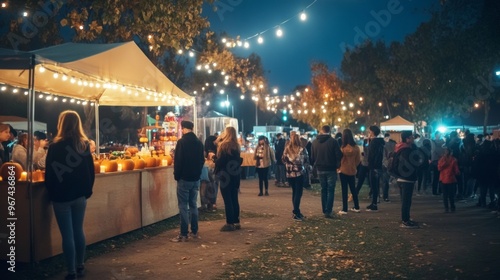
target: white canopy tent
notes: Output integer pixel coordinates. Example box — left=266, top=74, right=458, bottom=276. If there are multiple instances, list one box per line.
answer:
left=0, top=116, right=47, bottom=132
left=197, top=111, right=239, bottom=142
left=0, top=41, right=196, bottom=169
left=380, top=115, right=415, bottom=131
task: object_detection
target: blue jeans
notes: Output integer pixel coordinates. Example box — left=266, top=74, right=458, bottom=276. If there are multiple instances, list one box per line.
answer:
left=53, top=196, right=87, bottom=275
left=369, top=169, right=382, bottom=205
left=177, top=179, right=200, bottom=236
left=318, top=171, right=337, bottom=214
left=288, top=176, right=304, bottom=215
left=275, top=164, right=286, bottom=183
left=398, top=181, right=414, bottom=222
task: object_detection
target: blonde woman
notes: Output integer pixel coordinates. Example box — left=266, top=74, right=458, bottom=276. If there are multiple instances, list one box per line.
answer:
left=45, top=111, right=95, bottom=280
left=254, top=135, right=276, bottom=196
left=338, top=129, right=362, bottom=215
left=282, top=133, right=309, bottom=221
left=214, top=126, right=243, bottom=231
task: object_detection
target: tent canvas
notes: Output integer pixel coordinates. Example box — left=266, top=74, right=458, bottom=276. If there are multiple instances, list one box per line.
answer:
left=197, top=111, right=239, bottom=142
left=0, top=116, right=47, bottom=131
left=380, top=115, right=414, bottom=131
left=0, top=41, right=193, bottom=106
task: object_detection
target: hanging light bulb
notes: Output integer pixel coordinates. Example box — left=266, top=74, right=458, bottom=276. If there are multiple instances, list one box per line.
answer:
left=244, top=41, right=250, bottom=48
left=300, top=11, right=307, bottom=21
left=257, top=36, right=264, bottom=44
left=276, top=27, right=283, bottom=37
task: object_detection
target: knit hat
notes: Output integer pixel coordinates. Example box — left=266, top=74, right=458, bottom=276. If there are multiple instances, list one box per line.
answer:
left=181, top=120, right=194, bottom=130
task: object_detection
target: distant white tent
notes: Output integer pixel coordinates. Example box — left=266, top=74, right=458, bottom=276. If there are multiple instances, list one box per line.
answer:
left=0, top=115, right=47, bottom=132
left=197, top=111, right=239, bottom=142
left=381, top=116, right=414, bottom=131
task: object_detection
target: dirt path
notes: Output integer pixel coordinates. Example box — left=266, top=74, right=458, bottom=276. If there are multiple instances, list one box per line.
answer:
left=50, top=178, right=500, bottom=279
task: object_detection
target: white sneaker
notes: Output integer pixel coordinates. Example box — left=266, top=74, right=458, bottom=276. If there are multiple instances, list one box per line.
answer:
left=350, top=207, right=361, bottom=213
left=338, top=210, right=348, bottom=215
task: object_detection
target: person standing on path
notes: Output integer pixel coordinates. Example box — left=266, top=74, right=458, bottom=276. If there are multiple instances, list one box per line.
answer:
left=338, top=129, right=362, bottom=215
left=45, top=110, right=95, bottom=280
left=394, top=131, right=422, bottom=229
left=172, top=120, right=205, bottom=242
left=366, top=125, right=385, bottom=212
left=214, top=126, right=243, bottom=231
left=282, top=132, right=309, bottom=221
left=311, top=125, right=342, bottom=218
left=274, top=133, right=287, bottom=187
left=438, top=147, right=460, bottom=213
left=254, top=135, right=276, bottom=196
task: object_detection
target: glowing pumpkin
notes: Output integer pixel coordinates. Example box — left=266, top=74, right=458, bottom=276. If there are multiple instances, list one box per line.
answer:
left=0, top=162, right=24, bottom=181
left=164, top=154, right=173, bottom=166
left=94, top=161, right=101, bottom=174
left=134, top=158, right=146, bottom=170
left=102, top=159, right=118, bottom=172
left=120, top=159, right=135, bottom=171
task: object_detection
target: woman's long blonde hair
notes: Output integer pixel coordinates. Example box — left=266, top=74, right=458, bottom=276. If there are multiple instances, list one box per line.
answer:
left=284, top=133, right=302, bottom=156
left=216, top=126, right=240, bottom=158
left=53, top=110, right=89, bottom=153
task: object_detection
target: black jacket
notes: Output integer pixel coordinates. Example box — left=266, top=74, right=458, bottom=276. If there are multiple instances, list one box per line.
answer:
left=45, top=139, right=95, bottom=202
left=368, top=137, right=385, bottom=170
left=274, top=138, right=286, bottom=165
left=394, top=142, right=421, bottom=182
left=311, top=134, right=342, bottom=171
left=174, top=132, right=205, bottom=181
left=214, top=147, right=242, bottom=188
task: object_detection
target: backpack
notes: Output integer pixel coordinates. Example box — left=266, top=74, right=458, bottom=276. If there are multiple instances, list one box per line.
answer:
left=387, top=150, right=400, bottom=178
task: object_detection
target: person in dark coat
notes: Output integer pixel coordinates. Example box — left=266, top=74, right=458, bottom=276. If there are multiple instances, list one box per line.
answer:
left=366, top=125, right=385, bottom=211
left=274, top=133, right=287, bottom=186
left=311, top=125, right=342, bottom=218
left=45, top=111, right=95, bottom=280
left=172, top=120, right=205, bottom=242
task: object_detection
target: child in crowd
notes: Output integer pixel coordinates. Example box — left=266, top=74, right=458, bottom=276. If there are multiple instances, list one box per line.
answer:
left=438, top=147, right=460, bottom=213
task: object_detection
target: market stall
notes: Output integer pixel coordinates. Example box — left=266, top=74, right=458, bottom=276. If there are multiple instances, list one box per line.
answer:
left=0, top=42, right=196, bottom=262
left=0, top=115, right=47, bottom=132
left=380, top=115, right=415, bottom=142
left=197, top=110, right=238, bottom=143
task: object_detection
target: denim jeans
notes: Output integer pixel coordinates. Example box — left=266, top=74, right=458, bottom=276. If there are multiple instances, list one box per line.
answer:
left=318, top=171, right=337, bottom=214
left=288, top=176, right=304, bottom=215
left=177, top=179, right=200, bottom=236
left=398, top=181, right=414, bottom=222
left=275, top=164, right=286, bottom=183
left=369, top=169, right=382, bottom=205
left=53, top=196, right=87, bottom=275
left=340, top=173, right=359, bottom=211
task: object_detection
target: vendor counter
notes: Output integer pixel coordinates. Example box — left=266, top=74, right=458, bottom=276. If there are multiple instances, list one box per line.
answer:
left=0, top=166, right=192, bottom=263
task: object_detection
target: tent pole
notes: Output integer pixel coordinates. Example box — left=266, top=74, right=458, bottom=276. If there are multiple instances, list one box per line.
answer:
left=28, top=55, right=35, bottom=264
left=95, top=101, right=100, bottom=156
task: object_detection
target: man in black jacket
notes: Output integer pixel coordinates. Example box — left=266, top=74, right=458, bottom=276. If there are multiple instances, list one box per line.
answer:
left=172, top=120, right=205, bottom=242
left=394, top=130, right=422, bottom=229
left=311, top=125, right=342, bottom=218
left=274, top=133, right=287, bottom=186
left=366, top=125, right=385, bottom=212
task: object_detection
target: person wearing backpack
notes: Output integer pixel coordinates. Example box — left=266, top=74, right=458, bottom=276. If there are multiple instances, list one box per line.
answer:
left=394, top=131, right=423, bottom=229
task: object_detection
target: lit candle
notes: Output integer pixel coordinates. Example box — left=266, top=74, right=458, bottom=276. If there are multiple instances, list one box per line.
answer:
left=161, top=159, right=168, bottom=166
left=100, top=165, right=106, bottom=173
left=117, top=163, right=123, bottom=171
left=20, top=171, right=27, bottom=181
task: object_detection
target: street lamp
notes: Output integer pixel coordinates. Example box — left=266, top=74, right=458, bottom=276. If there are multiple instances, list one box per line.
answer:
left=220, top=94, right=234, bottom=117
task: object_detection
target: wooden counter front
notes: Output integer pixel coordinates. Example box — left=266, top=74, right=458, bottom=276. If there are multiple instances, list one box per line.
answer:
left=0, top=167, right=184, bottom=262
